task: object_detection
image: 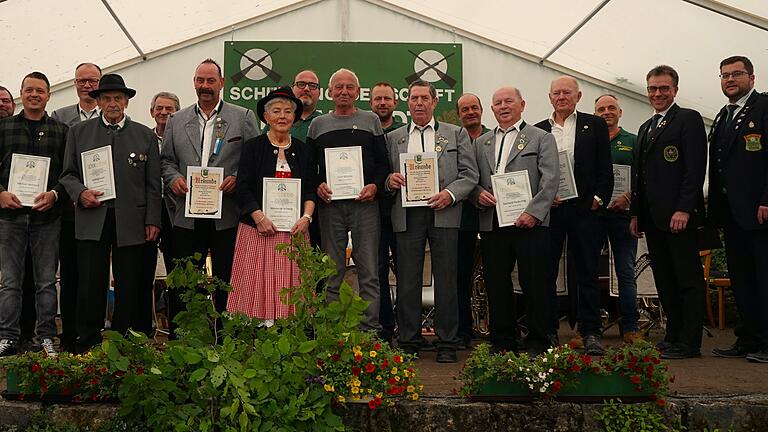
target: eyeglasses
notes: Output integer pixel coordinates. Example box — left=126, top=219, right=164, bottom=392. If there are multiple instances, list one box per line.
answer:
left=75, top=79, right=100, bottom=86
left=646, top=86, right=673, bottom=94
left=719, top=70, right=750, bottom=80
left=294, top=81, right=319, bottom=90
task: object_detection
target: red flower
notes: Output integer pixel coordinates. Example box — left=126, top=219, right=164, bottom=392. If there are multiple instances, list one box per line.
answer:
left=552, top=381, right=562, bottom=392
left=380, top=359, right=389, bottom=369
left=91, top=394, right=99, bottom=401
left=368, top=399, right=377, bottom=409
left=630, top=375, right=641, bottom=384
left=642, top=355, right=651, bottom=362
left=135, top=367, right=144, bottom=375
left=568, top=341, right=579, bottom=349
left=55, top=369, right=65, bottom=376
left=30, top=363, right=41, bottom=373
left=581, top=355, right=592, bottom=365
left=352, top=366, right=361, bottom=376
left=388, top=377, right=397, bottom=385
left=617, top=354, right=625, bottom=361
left=571, top=364, right=581, bottom=372
left=656, top=398, right=666, bottom=407
left=567, top=355, right=575, bottom=363
left=62, top=387, right=70, bottom=396
left=331, top=353, right=341, bottom=362
left=90, top=378, right=100, bottom=385
left=394, top=355, right=403, bottom=363
left=354, top=354, right=363, bottom=362
left=374, top=342, right=382, bottom=350
left=365, top=363, right=376, bottom=373
left=652, top=357, right=661, bottom=365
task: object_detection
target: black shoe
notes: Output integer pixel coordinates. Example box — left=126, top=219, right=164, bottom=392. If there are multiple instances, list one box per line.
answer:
left=660, top=344, right=701, bottom=360
left=436, top=349, right=457, bottom=363
left=0, top=339, right=18, bottom=357
left=712, top=343, right=755, bottom=359
left=655, top=340, right=674, bottom=351
left=745, top=349, right=768, bottom=363
left=584, top=335, right=606, bottom=356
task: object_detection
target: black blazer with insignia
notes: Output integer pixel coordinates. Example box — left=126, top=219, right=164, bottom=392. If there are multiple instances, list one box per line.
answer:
left=630, top=103, right=707, bottom=231
left=708, top=91, right=768, bottom=230
left=535, top=111, right=613, bottom=209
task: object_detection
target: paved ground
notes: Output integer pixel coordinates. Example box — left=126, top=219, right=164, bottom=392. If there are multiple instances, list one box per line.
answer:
left=415, top=323, right=767, bottom=396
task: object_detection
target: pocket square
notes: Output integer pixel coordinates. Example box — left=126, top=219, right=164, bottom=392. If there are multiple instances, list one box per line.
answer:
left=227, top=136, right=242, bottom=143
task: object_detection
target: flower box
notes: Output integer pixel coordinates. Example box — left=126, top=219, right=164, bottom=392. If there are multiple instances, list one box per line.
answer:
left=470, top=380, right=532, bottom=402
left=555, top=371, right=654, bottom=402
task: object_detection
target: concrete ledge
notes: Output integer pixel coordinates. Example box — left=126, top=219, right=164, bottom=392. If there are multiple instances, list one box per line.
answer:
left=1, top=395, right=767, bottom=431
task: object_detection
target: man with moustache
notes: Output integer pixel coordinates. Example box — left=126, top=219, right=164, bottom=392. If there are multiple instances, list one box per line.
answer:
left=370, top=81, right=403, bottom=342
left=307, top=68, right=388, bottom=332
left=456, top=93, right=490, bottom=349
left=386, top=80, right=479, bottom=363
left=0, top=86, right=15, bottom=119
left=290, top=70, right=323, bottom=142
left=472, top=87, right=558, bottom=355
left=0, top=72, right=68, bottom=357
left=630, top=65, right=707, bottom=359
left=51, top=62, right=102, bottom=352
left=594, top=94, right=641, bottom=343
left=161, top=59, right=259, bottom=336
left=707, top=56, right=768, bottom=363
left=535, top=76, right=613, bottom=355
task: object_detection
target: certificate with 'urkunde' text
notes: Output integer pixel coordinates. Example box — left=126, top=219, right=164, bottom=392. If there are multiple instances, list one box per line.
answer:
left=400, top=152, right=439, bottom=207
left=185, top=166, right=223, bottom=219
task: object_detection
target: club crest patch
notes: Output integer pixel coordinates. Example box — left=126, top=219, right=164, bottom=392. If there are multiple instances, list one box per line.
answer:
left=744, top=134, right=762, bottom=152
left=663, top=145, right=678, bottom=162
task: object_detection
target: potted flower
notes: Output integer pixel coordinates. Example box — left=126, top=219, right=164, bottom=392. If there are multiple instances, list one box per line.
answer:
left=317, top=331, right=421, bottom=409
left=460, top=341, right=672, bottom=404
left=0, top=350, right=133, bottom=402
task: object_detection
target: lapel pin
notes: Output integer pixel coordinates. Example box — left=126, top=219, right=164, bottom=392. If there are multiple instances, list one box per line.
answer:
left=435, top=145, right=442, bottom=152
left=517, top=143, right=525, bottom=150
left=583, top=125, right=589, bottom=130
left=273, top=149, right=278, bottom=155
left=130, top=152, right=136, bottom=158
left=749, top=121, right=755, bottom=128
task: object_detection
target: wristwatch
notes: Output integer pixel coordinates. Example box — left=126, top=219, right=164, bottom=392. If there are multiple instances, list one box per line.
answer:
left=302, top=214, right=312, bottom=223
left=594, top=195, right=604, bottom=206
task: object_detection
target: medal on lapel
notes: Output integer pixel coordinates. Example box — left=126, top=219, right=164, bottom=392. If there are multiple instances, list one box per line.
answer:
left=213, top=117, right=224, bottom=155
left=435, top=134, right=448, bottom=152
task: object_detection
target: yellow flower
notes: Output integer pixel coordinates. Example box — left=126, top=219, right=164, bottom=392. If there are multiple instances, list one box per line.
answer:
left=376, top=392, right=383, bottom=398
left=351, top=386, right=360, bottom=394
left=407, top=385, right=415, bottom=393
left=419, top=385, right=424, bottom=391
left=376, top=375, right=382, bottom=381
left=337, top=395, right=346, bottom=403
left=394, top=376, right=401, bottom=382
left=353, top=345, right=362, bottom=353
left=353, top=379, right=361, bottom=387
left=367, top=388, right=372, bottom=394
left=323, top=384, right=334, bottom=392
left=411, top=393, right=419, bottom=400
left=391, top=367, right=398, bottom=375
left=404, top=370, right=411, bottom=378
left=369, top=351, right=377, bottom=358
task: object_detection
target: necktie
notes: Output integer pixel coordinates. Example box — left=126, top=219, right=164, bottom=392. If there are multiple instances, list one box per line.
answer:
left=495, top=128, right=515, bottom=173
left=725, top=104, right=738, bottom=125
left=649, top=114, right=662, bottom=134
left=418, top=126, right=425, bottom=152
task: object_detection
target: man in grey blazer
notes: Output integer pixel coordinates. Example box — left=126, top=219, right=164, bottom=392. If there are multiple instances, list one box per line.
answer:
left=472, top=87, right=559, bottom=356
left=386, top=80, right=479, bottom=363
left=60, top=74, right=161, bottom=353
left=160, top=59, right=259, bottom=335
left=50, top=62, right=102, bottom=352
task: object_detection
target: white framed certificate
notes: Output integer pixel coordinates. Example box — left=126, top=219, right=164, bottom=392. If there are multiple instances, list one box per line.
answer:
left=8, top=153, right=50, bottom=207
left=81, top=145, right=116, bottom=201
left=610, top=164, right=631, bottom=202
left=185, top=166, right=223, bottom=219
left=262, top=177, right=301, bottom=232
left=325, top=146, right=364, bottom=200
left=491, top=170, right=532, bottom=227
left=557, top=150, right=578, bottom=200
left=399, top=152, right=439, bottom=207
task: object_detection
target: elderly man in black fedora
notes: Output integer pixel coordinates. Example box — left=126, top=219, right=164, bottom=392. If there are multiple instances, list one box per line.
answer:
left=60, top=73, right=161, bottom=353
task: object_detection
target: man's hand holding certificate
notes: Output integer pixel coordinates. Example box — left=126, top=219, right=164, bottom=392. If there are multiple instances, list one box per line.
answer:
left=185, top=166, right=224, bottom=219
left=490, top=170, right=534, bottom=227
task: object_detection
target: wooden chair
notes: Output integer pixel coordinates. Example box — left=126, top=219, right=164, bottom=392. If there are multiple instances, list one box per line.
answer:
left=700, top=250, right=718, bottom=329
left=700, top=250, right=731, bottom=330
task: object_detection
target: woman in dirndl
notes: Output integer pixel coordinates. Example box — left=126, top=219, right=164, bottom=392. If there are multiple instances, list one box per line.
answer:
left=227, top=86, right=316, bottom=325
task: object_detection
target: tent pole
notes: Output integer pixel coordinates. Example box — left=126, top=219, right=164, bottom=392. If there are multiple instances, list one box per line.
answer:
left=681, top=0, right=767, bottom=32
left=100, top=0, right=147, bottom=60
left=539, top=0, right=611, bottom=64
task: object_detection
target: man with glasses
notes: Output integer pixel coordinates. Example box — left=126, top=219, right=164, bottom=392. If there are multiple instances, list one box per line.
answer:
left=290, top=70, right=322, bottom=142
left=629, top=65, right=707, bottom=359
left=708, top=56, right=768, bottom=363
left=51, top=62, right=102, bottom=352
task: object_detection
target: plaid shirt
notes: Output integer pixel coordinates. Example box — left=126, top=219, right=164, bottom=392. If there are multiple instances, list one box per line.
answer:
left=0, top=111, right=68, bottom=223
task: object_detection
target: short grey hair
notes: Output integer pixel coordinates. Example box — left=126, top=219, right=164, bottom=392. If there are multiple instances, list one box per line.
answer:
left=151, top=91, right=181, bottom=111
left=264, top=96, right=298, bottom=113
left=328, top=68, right=360, bottom=88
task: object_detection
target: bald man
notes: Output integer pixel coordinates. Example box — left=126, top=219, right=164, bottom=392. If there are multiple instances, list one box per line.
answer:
left=535, top=76, right=613, bottom=355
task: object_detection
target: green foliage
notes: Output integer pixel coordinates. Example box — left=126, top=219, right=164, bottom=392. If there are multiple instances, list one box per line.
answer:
left=595, top=399, right=685, bottom=432
left=0, top=415, right=142, bottom=432
left=102, top=235, right=393, bottom=431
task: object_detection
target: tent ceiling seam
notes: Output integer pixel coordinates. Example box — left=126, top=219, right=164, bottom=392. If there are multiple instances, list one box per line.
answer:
left=681, top=0, right=768, bottom=32
left=100, top=0, right=146, bottom=60
left=539, top=0, right=612, bottom=64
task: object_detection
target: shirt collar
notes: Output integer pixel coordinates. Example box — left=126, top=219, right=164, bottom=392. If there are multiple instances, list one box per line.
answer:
left=495, top=118, right=525, bottom=134
left=408, top=117, right=436, bottom=134
left=79, top=104, right=100, bottom=118
left=548, top=110, right=577, bottom=126
left=654, top=104, right=673, bottom=118
left=195, top=100, right=223, bottom=120
left=102, top=114, right=126, bottom=129
left=731, top=89, right=754, bottom=108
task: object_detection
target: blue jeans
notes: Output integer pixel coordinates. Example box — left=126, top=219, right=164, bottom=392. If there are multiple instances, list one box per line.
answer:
left=0, top=216, right=60, bottom=341
left=599, top=215, right=639, bottom=332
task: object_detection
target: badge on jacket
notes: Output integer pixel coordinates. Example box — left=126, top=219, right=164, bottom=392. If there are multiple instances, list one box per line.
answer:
left=663, top=146, right=678, bottom=162
left=744, top=134, right=762, bottom=152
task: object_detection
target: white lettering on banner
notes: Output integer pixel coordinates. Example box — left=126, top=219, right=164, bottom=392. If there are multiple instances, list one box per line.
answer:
left=359, top=87, right=370, bottom=102
left=229, top=87, right=279, bottom=101
left=230, top=86, right=455, bottom=103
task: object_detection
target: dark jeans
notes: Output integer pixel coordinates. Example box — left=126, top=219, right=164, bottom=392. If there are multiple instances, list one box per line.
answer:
left=169, top=220, right=236, bottom=339
left=20, top=249, right=36, bottom=341
left=0, top=216, right=60, bottom=342
left=547, top=203, right=603, bottom=337
left=598, top=215, right=639, bottom=332
left=378, top=215, right=397, bottom=335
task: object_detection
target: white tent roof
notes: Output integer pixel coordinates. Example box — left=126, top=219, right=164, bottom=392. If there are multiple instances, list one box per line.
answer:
left=1, top=0, right=765, bottom=117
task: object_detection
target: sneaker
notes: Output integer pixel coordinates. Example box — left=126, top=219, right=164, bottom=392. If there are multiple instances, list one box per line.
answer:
left=568, top=332, right=584, bottom=349
left=745, top=349, right=768, bottom=363
left=40, top=338, right=57, bottom=358
left=712, top=343, right=755, bottom=359
left=583, top=335, right=606, bottom=356
left=623, top=331, right=645, bottom=344
left=0, top=339, right=17, bottom=357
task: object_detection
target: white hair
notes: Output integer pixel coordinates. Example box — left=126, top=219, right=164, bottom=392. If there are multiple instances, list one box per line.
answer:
left=328, top=68, right=360, bottom=88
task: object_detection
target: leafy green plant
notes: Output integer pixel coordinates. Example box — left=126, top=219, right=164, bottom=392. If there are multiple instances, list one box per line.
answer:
left=595, top=399, right=685, bottom=432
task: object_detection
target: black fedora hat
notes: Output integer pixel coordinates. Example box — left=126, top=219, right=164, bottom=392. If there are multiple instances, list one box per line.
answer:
left=88, top=73, right=136, bottom=99
left=256, top=86, right=303, bottom=124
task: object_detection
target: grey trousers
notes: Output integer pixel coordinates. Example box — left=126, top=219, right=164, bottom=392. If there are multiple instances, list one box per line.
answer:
left=0, top=216, right=60, bottom=341
left=396, top=207, right=459, bottom=350
left=319, top=200, right=381, bottom=331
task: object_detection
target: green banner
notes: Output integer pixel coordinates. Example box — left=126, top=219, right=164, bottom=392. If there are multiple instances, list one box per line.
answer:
left=224, top=41, right=463, bottom=125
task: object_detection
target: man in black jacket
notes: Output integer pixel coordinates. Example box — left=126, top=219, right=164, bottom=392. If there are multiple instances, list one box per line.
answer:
left=630, top=65, right=707, bottom=359
left=535, top=76, right=613, bottom=355
left=708, top=56, right=768, bottom=363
